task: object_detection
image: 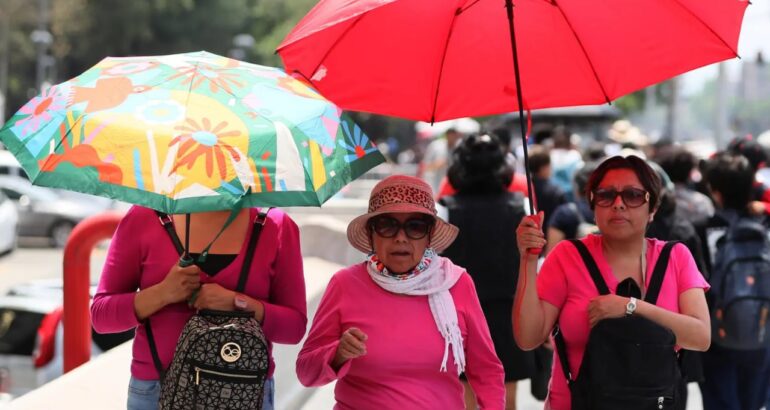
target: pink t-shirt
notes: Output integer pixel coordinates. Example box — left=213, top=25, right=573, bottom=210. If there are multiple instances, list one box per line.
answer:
left=536, top=235, right=709, bottom=410
left=91, top=206, right=307, bottom=380
left=296, top=262, right=505, bottom=409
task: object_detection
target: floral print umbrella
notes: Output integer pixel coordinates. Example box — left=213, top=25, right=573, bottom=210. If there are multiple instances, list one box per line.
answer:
left=0, top=51, right=384, bottom=213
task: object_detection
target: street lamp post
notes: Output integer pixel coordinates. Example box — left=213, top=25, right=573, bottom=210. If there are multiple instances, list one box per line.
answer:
left=0, top=7, right=10, bottom=124
left=31, top=0, right=53, bottom=93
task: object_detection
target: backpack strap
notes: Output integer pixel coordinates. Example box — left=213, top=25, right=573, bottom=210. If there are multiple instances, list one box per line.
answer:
left=236, top=209, right=269, bottom=293
left=552, top=240, right=679, bottom=386
left=644, top=241, right=678, bottom=305
left=568, top=239, right=610, bottom=295
left=552, top=326, right=574, bottom=385
left=552, top=240, right=609, bottom=386
left=156, top=212, right=184, bottom=254
left=145, top=208, right=270, bottom=380
left=145, top=318, right=166, bottom=380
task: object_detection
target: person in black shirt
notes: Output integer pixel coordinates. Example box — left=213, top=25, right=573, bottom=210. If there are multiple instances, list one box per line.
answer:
left=527, top=145, right=567, bottom=233
left=440, top=133, right=533, bottom=410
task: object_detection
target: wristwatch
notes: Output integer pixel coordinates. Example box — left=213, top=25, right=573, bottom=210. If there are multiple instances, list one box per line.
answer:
left=233, top=293, right=249, bottom=311
left=625, top=297, right=638, bottom=316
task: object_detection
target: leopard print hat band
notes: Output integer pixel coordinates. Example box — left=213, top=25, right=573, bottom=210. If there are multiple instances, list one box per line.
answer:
left=347, top=175, right=459, bottom=254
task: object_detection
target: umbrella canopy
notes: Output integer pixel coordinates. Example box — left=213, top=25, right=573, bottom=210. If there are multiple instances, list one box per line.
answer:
left=277, top=0, right=747, bottom=123
left=0, top=51, right=385, bottom=214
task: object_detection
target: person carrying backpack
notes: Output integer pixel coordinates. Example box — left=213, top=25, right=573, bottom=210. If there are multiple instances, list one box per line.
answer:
left=91, top=207, right=307, bottom=410
left=698, top=153, right=770, bottom=410
left=514, top=155, right=711, bottom=410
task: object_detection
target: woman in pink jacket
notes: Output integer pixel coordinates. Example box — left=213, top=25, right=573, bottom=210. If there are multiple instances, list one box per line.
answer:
left=296, top=175, right=505, bottom=409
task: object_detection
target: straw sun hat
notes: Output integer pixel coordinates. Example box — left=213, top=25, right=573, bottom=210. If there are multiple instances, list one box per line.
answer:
left=347, top=175, right=459, bottom=254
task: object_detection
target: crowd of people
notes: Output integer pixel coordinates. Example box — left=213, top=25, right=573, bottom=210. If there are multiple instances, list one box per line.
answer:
left=419, top=123, right=770, bottom=410
left=91, top=120, right=770, bottom=409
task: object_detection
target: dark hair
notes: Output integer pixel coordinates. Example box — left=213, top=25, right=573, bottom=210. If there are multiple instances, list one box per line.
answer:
left=585, top=155, right=661, bottom=212
left=656, top=146, right=696, bottom=184
left=727, top=135, right=768, bottom=172
left=526, top=144, right=551, bottom=175
left=531, top=124, right=554, bottom=145
left=583, top=141, right=607, bottom=162
left=573, top=162, right=598, bottom=194
left=705, top=152, right=754, bottom=211
left=491, top=127, right=512, bottom=149
left=648, top=161, right=676, bottom=216
left=552, top=126, right=573, bottom=149
left=448, top=133, right=513, bottom=195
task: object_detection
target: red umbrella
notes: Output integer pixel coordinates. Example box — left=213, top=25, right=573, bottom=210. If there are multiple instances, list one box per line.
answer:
left=277, top=0, right=747, bottom=216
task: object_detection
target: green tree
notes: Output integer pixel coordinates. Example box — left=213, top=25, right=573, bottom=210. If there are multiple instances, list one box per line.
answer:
left=2, top=0, right=414, bottom=148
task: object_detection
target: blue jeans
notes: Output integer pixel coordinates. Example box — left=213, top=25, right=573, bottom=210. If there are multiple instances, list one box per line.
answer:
left=127, top=376, right=275, bottom=410
left=699, top=345, right=770, bottom=410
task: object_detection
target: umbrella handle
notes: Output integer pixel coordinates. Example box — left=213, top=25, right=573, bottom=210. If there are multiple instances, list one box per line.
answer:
left=179, top=255, right=195, bottom=267
left=527, top=213, right=543, bottom=256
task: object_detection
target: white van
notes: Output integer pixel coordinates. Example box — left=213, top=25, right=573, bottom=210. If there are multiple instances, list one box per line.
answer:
left=0, top=150, right=27, bottom=179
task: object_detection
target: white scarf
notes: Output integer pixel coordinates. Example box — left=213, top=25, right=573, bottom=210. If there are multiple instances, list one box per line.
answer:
left=366, top=250, right=466, bottom=373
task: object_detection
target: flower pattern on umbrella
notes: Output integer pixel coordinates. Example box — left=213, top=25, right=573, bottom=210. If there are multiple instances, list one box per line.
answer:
left=167, top=62, right=244, bottom=94
left=15, top=87, right=68, bottom=138
left=171, top=118, right=242, bottom=179
left=339, top=121, right=377, bottom=163
left=0, top=51, right=385, bottom=213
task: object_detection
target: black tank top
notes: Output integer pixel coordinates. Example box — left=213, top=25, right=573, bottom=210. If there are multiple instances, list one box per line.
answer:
left=190, top=253, right=237, bottom=276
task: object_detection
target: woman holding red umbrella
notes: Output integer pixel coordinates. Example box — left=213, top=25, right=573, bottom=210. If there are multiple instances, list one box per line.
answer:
left=514, top=156, right=710, bottom=410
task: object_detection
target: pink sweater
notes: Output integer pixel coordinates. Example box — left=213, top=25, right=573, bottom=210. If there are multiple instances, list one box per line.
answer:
left=91, top=206, right=307, bottom=380
left=296, top=262, right=505, bottom=409
left=537, top=236, right=710, bottom=410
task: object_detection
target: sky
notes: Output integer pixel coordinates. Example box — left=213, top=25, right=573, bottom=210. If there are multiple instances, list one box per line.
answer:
left=681, top=1, right=770, bottom=95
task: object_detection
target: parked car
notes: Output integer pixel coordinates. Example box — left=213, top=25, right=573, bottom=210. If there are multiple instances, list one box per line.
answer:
left=0, top=176, right=111, bottom=247
left=0, top=279, right=133, bottom=400
left=0, top=151, right=26, bottom=180
left=0, top=189, right=18, bottom=257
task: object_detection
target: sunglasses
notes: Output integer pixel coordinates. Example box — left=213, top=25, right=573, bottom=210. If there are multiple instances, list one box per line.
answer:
left=369, top=216, right=434, bottom=240
left=591, top=187, right=650, bottom=208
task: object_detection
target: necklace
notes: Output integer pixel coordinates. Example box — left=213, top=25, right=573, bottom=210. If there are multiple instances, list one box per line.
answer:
left=640, top=239, right=648, bottom=298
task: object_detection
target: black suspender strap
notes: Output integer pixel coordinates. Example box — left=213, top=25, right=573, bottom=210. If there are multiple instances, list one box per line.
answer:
left=145, top=208, right=271, bottom=380
left=568, top=239, right=610, bottom=295
left=644, top=241, right=678, bottom=305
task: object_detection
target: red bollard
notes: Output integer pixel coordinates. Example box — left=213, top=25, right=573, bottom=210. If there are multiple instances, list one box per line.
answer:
left=63, top=211, right=124, bottom=373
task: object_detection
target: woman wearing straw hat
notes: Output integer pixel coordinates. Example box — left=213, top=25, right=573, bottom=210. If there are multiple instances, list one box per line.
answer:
left=296, top=175, right=505, bottom=409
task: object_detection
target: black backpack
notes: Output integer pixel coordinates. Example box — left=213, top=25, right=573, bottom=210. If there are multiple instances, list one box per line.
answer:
left=148, top=210, right=270, bottom=410
left=709, top=217, right=770, bottom=350
left=553, top=240, right=680, bottom=410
